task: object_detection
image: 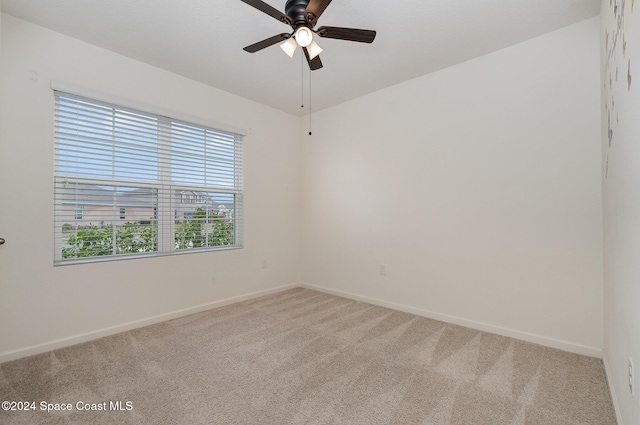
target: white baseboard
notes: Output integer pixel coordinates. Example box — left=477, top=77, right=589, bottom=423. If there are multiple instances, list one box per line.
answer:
left=300, top=282, right=603, bottom=358
left=0, top=283, right=299, bottom=364
left=2, top=282, right=603, bottom=364
left=603, top=352, right=624, bottom=425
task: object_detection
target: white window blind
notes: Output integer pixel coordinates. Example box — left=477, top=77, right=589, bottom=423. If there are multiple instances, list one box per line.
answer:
left=54, top=91, right=243, bottom=265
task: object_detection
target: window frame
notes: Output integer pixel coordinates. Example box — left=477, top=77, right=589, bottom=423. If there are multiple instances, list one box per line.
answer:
left=53, top=89, right=244, bottom=265
left=74, top=205, right=84, bottom=220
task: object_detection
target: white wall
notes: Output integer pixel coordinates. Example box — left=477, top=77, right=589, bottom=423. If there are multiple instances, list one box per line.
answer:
left=300, top=17, right=603, bottom=356
left=0, top=14, right=301, bottom=361
left=601, top=0, right=640, bottom=423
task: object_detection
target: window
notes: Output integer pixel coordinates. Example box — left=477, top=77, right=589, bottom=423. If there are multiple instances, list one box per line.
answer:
left=74, top=205, right=84, bottom=220
left=54, top=91, right=243, bottom=264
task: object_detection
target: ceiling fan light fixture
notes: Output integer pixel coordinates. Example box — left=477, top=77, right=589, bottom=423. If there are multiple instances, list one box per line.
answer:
left=307, top=40, right=323, bottom=60
left=280, top=37, right=298, bottom=58
left=294, top=26, right=313, bottom=47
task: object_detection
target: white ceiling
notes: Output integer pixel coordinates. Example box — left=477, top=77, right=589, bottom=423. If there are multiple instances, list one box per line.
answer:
left=2, top=0, right=601, bottom=116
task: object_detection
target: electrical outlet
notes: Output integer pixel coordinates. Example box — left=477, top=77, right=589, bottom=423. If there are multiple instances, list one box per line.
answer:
left=630, top=357, right=635, bottom=396
left=379, top=264, right=387, bottom=276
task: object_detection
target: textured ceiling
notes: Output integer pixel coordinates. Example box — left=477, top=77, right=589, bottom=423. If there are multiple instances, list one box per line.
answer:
left=1, top=0, right=601, bottom=116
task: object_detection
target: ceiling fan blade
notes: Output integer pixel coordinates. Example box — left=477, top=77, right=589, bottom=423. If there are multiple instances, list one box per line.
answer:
left=303, top=47, right=323, bottom=71
left=243, top=33, right=290, bottom=53
left=316, top=26, right=376, bottom=43
left=239, top=0, right=291, bottom=25
left=305, top=0, right=333, bottom=24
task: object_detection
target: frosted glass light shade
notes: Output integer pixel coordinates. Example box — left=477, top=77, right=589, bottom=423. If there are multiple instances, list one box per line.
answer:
left=307, top=40, right=323, bottom=60
left=280, top=37, right=298, bottom=58
left=294, top=26, right=313, bottom=47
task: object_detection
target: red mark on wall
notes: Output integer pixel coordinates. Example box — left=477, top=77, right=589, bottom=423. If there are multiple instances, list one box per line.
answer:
left=628, top=60, right=633, bottom=91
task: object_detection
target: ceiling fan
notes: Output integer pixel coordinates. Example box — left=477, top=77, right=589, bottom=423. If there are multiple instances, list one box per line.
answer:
left=240, top=0, right=376, bottom=70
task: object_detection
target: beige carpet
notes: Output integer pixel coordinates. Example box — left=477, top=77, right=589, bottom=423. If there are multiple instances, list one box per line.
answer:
left=0, top=288, right=616, bottom=424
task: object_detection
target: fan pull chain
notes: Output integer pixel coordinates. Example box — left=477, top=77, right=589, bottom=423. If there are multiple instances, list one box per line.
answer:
left=308, top=70, right=312, bottom=136
left=298, top=51, right=312, bottom=136
left=301, top=52, right=305, bottom=109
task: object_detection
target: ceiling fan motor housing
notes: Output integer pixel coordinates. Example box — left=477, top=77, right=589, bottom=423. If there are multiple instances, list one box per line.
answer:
left=285, top=0, right=314, bottom=28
